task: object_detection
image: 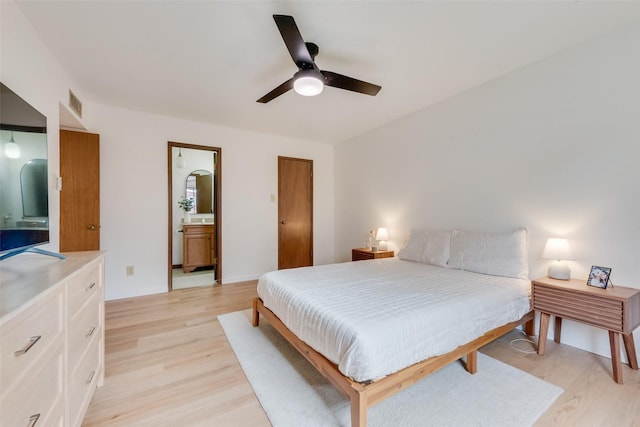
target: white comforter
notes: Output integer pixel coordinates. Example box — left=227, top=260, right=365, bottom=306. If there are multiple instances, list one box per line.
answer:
left=257, top=258, right=531, bottom=382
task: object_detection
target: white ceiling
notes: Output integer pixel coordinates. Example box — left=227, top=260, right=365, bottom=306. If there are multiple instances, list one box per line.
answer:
left=15, top=1, right=640, bottom=144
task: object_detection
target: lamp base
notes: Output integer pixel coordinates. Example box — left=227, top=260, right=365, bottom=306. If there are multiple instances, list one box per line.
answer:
left=548, top=261, right=571, bottom=280
left=379, top=240, right=388, bottom=251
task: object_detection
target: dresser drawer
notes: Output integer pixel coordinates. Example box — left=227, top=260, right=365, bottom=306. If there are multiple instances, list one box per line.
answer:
left=0, top=345, right=64, bottom=427
left=67, top=260, right=102, bottom=315
left=44, top=399, right=66, bottom=427
left=68, top=336, right=101, bottom=427
left=0, top=289, right=64, bottom=388
left=68, top=290, right=101, bottom=370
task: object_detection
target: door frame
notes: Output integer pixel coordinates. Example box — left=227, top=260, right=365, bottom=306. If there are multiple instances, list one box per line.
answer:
left=167, top=141, right=221, bottom=291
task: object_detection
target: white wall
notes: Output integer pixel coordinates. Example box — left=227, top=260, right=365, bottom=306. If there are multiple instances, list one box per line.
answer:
left=83, top=103, right=334, bottom=300
left=335, top=22, right=640, bottom=361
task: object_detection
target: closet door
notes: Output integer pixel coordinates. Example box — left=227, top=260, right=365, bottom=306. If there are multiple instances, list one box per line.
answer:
left=278, top=156, right=313, bottom=270
left=60, top=130, right=100, bottom=252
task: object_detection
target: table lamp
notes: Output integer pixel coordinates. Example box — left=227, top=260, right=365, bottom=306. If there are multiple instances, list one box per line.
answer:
left=376, top=227, right=389, bottom=251
left=542, top=237, right=573, bottom=280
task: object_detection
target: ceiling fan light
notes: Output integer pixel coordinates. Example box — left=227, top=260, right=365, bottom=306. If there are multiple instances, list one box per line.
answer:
left=293, top=70, right=324, bottom=96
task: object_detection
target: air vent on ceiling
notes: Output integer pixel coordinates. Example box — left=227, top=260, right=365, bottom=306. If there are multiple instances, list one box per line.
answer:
left=68, top=90, right=82, bottom=118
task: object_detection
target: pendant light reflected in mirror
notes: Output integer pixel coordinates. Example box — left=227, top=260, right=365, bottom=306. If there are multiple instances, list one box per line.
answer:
left=5, top=132, right=20, bottom=159
left=175, top=148, right=185, bottom=168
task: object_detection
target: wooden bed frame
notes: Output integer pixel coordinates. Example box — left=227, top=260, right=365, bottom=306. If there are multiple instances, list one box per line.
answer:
left=253, top=297, right=534, bottom=427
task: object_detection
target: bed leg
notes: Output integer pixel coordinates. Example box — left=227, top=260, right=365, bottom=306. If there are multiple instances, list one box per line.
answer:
left=466, top=350, right=478, bottom=374
left=252, top=298, right=260, bottom=327
left=523, top=318, right=535, bottom=337
left=350, top=393, right=367, bottom=427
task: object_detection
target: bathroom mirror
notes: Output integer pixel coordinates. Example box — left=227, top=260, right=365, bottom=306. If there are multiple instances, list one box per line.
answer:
left=185, top=169, right=213, bottom=214
left=167, top=142, right=221, bottom=291
left=21, top=159, right=48, bottom=217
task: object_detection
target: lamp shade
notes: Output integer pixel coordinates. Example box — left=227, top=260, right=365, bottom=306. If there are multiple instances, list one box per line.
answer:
left=376, top=227, right=389, bottom=251
left=542, top=238, right=573, bottom=260
left=542, top=237, right=572, bottom=280
left=375, top=227, right=388, bottom=241
left=293, top=69, right=324, bottom=96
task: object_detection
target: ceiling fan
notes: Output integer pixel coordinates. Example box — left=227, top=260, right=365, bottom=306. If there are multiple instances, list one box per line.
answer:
left=257, top=14, right=382, bottom=103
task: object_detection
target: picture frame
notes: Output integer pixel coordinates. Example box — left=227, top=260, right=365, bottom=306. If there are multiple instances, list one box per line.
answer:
left=587, top=265, right=612, bottom=289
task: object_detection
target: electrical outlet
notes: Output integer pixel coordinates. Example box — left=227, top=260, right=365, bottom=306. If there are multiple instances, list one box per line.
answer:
left=126, top=266, right=135, bottom=276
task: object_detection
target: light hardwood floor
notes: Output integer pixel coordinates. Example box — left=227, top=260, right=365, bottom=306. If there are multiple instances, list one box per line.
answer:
left=83, top=281, right=640, bottom=426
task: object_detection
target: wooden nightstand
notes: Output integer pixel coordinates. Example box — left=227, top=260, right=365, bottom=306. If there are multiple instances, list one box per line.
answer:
left=531, top=276, right=640, bottom=384
left=351, top=248, right=394, bottom=261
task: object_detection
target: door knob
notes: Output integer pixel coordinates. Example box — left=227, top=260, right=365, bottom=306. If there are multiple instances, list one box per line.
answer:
left=281, top=220, right=286, bottom=225
left=88, top=224, right=97, bottom=230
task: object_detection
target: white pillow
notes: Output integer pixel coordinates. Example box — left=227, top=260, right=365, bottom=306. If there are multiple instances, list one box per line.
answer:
left=397, top=230, right=451, bottom=267
left=421, top=230, right=451, bottom=267
left=396, top=230, right=426, bottom=263
left=448, top=228, right=529, bottom=280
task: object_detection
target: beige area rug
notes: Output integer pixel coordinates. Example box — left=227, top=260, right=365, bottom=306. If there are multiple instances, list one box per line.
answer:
left=219, top=310, right=563, bottom=427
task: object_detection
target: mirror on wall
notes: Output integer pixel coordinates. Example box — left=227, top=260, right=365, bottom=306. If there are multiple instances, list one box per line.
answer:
left=186, top=169, right=213, bottom=214
left=168, top=142, right=221, bottom=291
left=21, top=158, right=48, bottom=217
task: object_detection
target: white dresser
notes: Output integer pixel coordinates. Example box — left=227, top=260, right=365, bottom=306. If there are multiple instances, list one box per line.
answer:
left=0, top=251, right=105, bottom=427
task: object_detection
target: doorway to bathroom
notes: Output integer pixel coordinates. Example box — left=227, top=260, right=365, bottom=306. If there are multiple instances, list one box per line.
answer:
left=167, top=141, right=221, bottom=291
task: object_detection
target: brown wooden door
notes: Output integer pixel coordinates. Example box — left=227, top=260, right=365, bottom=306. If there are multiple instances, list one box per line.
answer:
left=60, top=130, right=100, bottom=252
left=278, top=157, right=313, bottom=269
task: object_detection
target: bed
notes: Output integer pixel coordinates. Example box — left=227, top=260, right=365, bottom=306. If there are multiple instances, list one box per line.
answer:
left=252, top=228, right=535, bottom=427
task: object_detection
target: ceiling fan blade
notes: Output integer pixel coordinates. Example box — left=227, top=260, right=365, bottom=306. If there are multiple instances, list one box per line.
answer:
left=273, top=15, right=314, bottom=68
left=256, top=78, right=294, bottom=103
left=322, top=71, right=381, bottom=96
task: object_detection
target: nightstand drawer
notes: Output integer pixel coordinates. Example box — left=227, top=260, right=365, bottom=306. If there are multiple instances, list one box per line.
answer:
left=352, top=250, right=374, bottom=261
left=352, top=248, right=394, bottom=261
left=533, top=285, right=623, bottom=331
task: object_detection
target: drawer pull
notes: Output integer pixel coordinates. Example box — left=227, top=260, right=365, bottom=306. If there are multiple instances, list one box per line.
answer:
left=14, top=336, right=41, bottom=356
left=86, top=326, right=97, bottom=337
left=27, top=413, right=40, bottom=427
left=86, top=370, right=96, bottom=384
left=86, top=281, right=97, bottom=291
